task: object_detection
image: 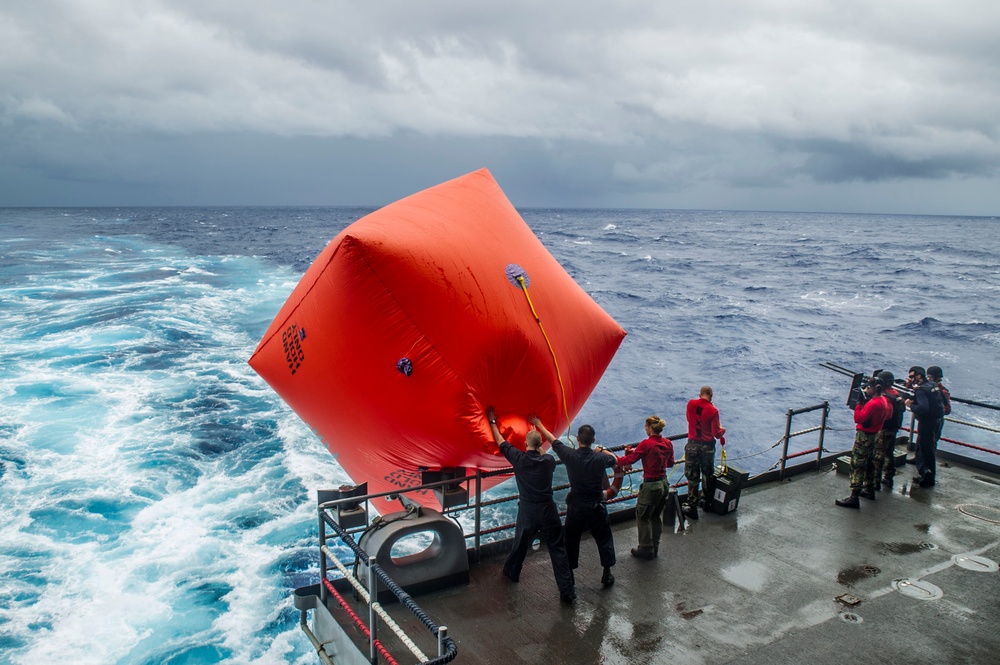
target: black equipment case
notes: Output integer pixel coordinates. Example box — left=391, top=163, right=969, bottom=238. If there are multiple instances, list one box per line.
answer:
left=707, top=462, right=750, bottom=515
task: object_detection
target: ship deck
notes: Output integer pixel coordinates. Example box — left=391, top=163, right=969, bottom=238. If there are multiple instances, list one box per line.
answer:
left=384, top=458, right=1000, bottom=664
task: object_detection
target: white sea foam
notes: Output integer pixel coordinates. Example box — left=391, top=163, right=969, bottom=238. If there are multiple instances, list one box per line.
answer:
left=0, top=232, right=328, bottom=663
left=2, top=207, right=999, bottom=664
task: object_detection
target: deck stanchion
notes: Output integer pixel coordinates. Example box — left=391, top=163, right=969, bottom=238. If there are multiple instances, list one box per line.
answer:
left=817, top=401, right=829, bottom=469
left=318, top=508, right=328, bottom=604
left=780, top=409, right=794, bottom=480
left=368, top=562, right=378, bottom=664
left=438, top=627, right=448, bottom=658
left=474, top=471, right=482, bottom=563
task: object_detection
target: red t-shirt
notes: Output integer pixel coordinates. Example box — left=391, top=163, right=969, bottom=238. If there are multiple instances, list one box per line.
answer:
left=617, top=435, right=674, bottom=480
left=855, top=395, right=892, bottom=433
left=687, top=398, right=724, bottom=442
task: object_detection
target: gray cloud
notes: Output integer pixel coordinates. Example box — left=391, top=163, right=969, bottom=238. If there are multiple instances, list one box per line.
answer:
left=1, top=1, right=998, bottom=213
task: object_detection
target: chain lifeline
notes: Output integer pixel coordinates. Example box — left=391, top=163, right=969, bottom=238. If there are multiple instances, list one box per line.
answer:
left=321, top=545, right=429, bottom=663
left=726, top=425, right=832, bottom=465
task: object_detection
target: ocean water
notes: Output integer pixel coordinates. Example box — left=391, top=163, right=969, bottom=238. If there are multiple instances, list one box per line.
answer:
left=2, top=206, right=999, bottom=663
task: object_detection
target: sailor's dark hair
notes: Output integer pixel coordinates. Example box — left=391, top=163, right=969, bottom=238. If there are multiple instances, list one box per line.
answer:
left=576, top=424, right=596, bottom=446
left=927, top=365, right=943, bottom=379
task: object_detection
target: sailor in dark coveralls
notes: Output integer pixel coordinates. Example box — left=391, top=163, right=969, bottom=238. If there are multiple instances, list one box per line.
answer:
left=530, top=415, right=618, bottom=588
left=906, top=366, right=945, bottom=488
left=486, top=406, right=576, bottom=603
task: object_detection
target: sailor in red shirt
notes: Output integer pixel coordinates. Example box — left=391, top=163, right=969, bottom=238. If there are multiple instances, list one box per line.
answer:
left=836, top=377, right=893, bottom=509
left=683, top=386, right=726, bottom=520
left=617, top=416, right=674, bottom=559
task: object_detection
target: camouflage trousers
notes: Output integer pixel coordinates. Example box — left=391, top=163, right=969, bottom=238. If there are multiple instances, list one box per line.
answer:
left=684, top=440, right=716, bottom=505
left=635, top=480, right=667, bottom=555
left=870, top=429, right=898, bottom=483
left=849, top=430, right=879, bottom=491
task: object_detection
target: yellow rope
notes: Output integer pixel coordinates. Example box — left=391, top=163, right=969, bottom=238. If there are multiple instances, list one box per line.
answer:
left=668, top=454, right=685, bottom=482
left=516, top=275, right=572, bottom=434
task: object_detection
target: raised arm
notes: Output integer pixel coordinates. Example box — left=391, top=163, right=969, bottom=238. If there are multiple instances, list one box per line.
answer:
left=486, top=405, right=504, bottom=446
left=528, top=414, right=557, bottom=444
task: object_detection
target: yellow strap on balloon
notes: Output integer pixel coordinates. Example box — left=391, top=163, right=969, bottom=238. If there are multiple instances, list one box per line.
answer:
left=516, top=275, right=571, bottom=433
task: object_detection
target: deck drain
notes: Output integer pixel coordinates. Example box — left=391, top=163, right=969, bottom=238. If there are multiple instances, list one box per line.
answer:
left=892, top=578, right=944, bottom=600
left=879, top=542, right=934, bottom=555
left=952, top=554, right=999, bottom=573
left=837, top=564, right=881, bottom=586
left=956, top=504, right=1000, bottom=525
left=838, top=612, right=863, bottom=624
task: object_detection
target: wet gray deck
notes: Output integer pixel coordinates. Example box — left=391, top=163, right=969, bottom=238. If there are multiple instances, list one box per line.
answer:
left=381, top=458, right=1000, bottom=664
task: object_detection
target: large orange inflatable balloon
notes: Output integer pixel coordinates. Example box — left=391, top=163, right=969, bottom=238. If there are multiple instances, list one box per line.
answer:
left=249, top=169, right=625, bottom=509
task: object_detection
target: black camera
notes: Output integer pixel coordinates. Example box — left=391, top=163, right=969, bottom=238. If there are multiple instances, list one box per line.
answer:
left=847, top=373, right=868, bottom=410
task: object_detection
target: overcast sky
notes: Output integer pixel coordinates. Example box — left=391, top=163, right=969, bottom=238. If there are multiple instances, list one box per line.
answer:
left=2, top=1, right=998, bottom=214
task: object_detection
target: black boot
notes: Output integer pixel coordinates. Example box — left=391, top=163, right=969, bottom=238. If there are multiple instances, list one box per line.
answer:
left=859, top=487, right=876, bottom=500
left=835, top=492, right=861, bottom=508
left=601, top=567, right=615, bottom=587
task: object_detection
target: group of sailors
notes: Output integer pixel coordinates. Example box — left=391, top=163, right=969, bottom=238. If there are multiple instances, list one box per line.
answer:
left=484, top=385, right=726, bottom=603
left=836, top=365, right=951, bottom=508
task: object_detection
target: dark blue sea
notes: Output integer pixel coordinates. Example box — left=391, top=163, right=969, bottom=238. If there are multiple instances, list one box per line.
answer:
left=2, top=206, right=999, bottom=663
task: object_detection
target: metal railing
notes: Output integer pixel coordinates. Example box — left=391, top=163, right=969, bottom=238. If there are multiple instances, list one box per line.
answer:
left=317, top=396, right=999, bottom=559
left=314, top=404, right=845, bottom=570
left=819, top=360, right=1000, bottom=473
left=777, top=402, right=831, bottom=480
left=303, top=389, right=997, bottom=663
left=903, top=413, right=1000, bottom=461
left=307, top=483, right=463, bottom=665
left=463, top=433, right=705, bottom=558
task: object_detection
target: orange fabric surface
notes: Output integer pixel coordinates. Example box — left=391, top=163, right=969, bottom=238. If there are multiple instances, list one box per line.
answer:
left=249, top=169, right=625, bottom=508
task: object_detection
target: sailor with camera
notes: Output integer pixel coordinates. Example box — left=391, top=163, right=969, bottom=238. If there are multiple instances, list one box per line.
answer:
left=836, top=376, right=893, bottom=509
